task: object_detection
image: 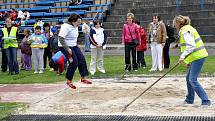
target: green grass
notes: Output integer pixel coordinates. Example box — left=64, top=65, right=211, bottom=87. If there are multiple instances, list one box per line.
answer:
left=88, top=55, right=215, bottom=76
left=0, top=102, right=25, bottom=120
left=0, top=55, right=215, bottom=84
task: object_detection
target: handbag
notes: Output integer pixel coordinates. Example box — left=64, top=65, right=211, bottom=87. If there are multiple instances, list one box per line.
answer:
left=128, top=25, right=139, bottom=47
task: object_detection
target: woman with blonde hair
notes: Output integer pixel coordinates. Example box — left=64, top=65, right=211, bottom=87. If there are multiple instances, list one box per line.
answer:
left=173, top=15, right=211, bottom=106
left=122, top=12, right=140, bottom=72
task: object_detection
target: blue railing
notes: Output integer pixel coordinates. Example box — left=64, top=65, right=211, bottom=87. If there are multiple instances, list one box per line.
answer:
left=175, top=0, right=205, bottom=11
left=199, top=0, right=205, bottom=10
left=92, top=2, right=112, bottom=23
left=175, top=0, right=181, bottom=11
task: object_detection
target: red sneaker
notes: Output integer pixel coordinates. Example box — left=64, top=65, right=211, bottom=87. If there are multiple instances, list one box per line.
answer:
left=81, top=79, right=92, bottom=84
left=66, top=80, right=76, bottom=89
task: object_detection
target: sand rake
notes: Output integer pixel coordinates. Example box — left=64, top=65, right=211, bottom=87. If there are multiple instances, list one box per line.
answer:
left=118, top=64, right=132, bottom=80
left=121, top=62, right=180, bottom=112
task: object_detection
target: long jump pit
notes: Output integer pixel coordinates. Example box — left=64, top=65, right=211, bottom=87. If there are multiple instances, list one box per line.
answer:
left=5, top=76, right=215, bottom=121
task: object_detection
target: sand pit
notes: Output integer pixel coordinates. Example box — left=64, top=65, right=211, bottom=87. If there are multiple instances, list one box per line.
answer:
left=23, top=77, right=215, bottom=116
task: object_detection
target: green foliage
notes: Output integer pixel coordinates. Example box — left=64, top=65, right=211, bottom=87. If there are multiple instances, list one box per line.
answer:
left=0, top=103, right=24, bottom=120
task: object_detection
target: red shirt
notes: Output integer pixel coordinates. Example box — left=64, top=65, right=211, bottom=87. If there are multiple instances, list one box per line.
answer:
left=10, top=11, right=17, bottom=21
left=136, top=27, right=147, bottom=52
left=0, top=12, right=3, bottom=18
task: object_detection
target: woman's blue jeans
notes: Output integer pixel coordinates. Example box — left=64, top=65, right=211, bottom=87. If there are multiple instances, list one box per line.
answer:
left=5, top=47, right=19, bottom=74
left=185, top=58, right=211, bottom=105
left=84, top=33, right=90, bottom=51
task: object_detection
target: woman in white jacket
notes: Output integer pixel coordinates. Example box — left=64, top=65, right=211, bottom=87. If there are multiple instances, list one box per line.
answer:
left=89, top=20, right=107, bottom=75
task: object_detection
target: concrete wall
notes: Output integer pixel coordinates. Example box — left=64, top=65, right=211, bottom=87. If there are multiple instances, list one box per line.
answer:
left=103, top=0, right=215, bottom=44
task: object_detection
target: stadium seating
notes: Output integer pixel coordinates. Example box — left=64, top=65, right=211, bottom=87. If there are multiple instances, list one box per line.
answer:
left=0, top=0, right=113, bottom=41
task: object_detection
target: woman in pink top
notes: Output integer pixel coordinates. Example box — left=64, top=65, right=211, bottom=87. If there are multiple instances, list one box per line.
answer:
left=122, top=12, right=140, bottom=72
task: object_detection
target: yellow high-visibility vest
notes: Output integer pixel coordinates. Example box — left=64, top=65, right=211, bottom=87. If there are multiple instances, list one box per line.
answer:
left=179, top=25, right=208, bottom=64
left=2, top=27, right=18, bottom=48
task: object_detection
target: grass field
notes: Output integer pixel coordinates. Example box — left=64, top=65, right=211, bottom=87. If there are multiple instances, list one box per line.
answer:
left=0, top=103, right=25, bottom=120
left=0, top=55, right=214, bottom=84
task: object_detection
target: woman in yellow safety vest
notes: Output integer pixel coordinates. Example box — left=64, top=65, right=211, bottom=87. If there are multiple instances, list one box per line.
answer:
left=1, top=18, right=19, bottom=75
left=173, top=15, right=211, bottom=106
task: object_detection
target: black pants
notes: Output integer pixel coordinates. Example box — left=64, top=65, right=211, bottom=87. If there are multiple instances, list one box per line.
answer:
left=163, top=42, right=170, bottom=68
left=59, top=47, right=88, bottom=81
left=137, top=51, right=146, bottom=68
left=125, top=43, right=138, bottom=71
left=1, top=49, right=8, bottom=72
left=43, top=48, right=52, bottom=69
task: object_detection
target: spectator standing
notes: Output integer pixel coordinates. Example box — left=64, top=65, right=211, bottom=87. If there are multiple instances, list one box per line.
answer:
left=89, top=20, right=107, bottom=75
left=34, top=19, right=44, bottom=33
left=147, top=15, right=167, bottom=72
left=10, top=8, right=18, bottom=21
left=0, top=12, right=4, bottom=21
left=23, top=10, right=30, bottom=20
left=122, top=12, right=140, bottom=72
left=4, top=11, right=11, bottom=20
left=163, top=23, right=176, bottom=68
left=0, top=18, right=19, bottom=75
left=29, top=26, right=48, bottom=74
left=69, top=0, right=82, bottom=6
left=17, top=10, right=24, bottom=20
left=82, top=20, right=91, bottom=52
left=136, top=21, right=147, bottom=68
left=43, top=23, right=53, bottom=69
left=19, top=29, right=32, bottom=70
left=0, top=28, right=8, bottom=72
left=50, top=22, right=63, bottom=54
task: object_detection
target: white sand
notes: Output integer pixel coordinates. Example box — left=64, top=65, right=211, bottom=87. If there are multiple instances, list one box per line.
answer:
left=23, top=77, right=215, bottom=116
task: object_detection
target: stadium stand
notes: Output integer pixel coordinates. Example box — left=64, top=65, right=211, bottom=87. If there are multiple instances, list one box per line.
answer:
left=0, top=0, right=112, bottom=41
left=0, top=0, right=113, bottom=41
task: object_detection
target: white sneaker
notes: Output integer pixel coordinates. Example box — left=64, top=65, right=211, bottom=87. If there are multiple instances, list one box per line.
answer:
left=159, top=69, right=163, bottom=71
left=90, top=71, right=95, bottom=75
left=159, top=67, right=163, bottom=71
left=201, top=101, right=212, bottom=108
left=99, top=70, right=106, bottom=74
left=34, top=71, right=39, bottom=74
left=134, top=69, right=138, bottom=72
left=149, top=69, right=156, bottom=72
left=201, top=104, right=212, bottom=108
left=39, top=70, right=44, bottom=74
left=49, top=68, right=54, bottom=71
left=124, top=73, right=129, bottom=77
left=124, top=70, right=129, bottom=77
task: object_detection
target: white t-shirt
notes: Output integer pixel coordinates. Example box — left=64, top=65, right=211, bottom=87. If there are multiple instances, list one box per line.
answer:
left=92, top=27, right=104, bottom=45
left=24, top=11, right=30, bottom=18
left=90, top=27, right=106, bottom=49
left=58, top=23, right=79, bottom=47
left=82, top=23, right=90, bottom=33
left=18, top=10, right=24, bottom=19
